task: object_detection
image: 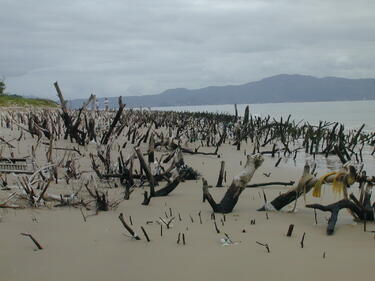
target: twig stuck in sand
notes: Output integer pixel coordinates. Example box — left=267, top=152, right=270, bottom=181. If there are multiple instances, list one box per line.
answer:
left=141, top=226, right=150, bottom=242
left=286, top=224, right=294, bottom=237
left=20, top=233, right=43, bottom=250
left=300, top=232, right=306, bottom=248
left=118, top=213, right=140, bottom=240
left=256, top=241, right=270, bottom=253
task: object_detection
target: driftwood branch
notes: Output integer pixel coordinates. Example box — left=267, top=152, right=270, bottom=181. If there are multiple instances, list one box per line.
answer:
left=203, top=154, right=264, bottom=213
left=306, top=199, right=364, bottom=235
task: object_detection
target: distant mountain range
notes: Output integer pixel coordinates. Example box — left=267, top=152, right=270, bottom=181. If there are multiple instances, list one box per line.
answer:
left=68, top=74, right=375, bottom=109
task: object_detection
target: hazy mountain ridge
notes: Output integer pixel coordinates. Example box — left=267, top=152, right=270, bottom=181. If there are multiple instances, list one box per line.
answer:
left=69, top=74, right=375, bottom=109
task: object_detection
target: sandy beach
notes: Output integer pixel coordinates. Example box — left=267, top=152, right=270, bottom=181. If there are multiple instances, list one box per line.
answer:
left=0, top=108, right=374, bottom=281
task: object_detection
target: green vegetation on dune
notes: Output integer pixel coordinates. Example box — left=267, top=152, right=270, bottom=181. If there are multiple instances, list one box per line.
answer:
left=0, top=79, right=57, bottom=107
left=0, top=94, right=58, bottom=107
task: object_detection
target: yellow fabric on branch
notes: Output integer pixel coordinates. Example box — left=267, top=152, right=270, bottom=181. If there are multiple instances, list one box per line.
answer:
left=347, top=173, right=356, bottom=186
left=332, top=172, right=347, bottom=195
left=312, top=172, right=337, bottom=198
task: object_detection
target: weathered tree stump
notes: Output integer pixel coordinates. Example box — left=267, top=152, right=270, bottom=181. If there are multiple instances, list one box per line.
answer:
left=203, top=154, right=264, bottom=213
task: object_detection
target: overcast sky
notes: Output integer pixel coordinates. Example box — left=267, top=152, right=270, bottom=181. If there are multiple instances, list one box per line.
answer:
left=1, top=0, right=375, bottom=99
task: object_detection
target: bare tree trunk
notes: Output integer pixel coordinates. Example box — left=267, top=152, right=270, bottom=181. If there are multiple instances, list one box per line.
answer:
left=258, top=165, right=357, bottom=211
left=101, top=97, right=125, bottom=145
left=203, top=154, right=264, bottom=213
left=153, top=172, right=184, bottom=197
left=216, top=161, right=225, bottom=187
left=135, top=147, right=155, bottom=196
left=148, top=133, right=155, bottom=163
left=306, top=199, right=364, bottom=235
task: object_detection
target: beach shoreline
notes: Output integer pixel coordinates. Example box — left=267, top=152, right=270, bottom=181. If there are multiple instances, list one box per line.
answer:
left=0, top=107, right=374, bottom=281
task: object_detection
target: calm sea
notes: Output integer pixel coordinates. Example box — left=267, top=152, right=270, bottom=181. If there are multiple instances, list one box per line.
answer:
left=152, top=100, right=375, bottom=131
left=152, top=100, right=375, bottom=174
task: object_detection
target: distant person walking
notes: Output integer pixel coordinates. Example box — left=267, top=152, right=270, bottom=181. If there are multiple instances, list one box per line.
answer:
left=91, top=95, right=97, bottom=111
left=95, top=100, right=99, bottom=112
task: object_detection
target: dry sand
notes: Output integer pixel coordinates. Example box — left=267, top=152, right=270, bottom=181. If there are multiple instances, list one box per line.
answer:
left=0, top=121, right=374, bottom=281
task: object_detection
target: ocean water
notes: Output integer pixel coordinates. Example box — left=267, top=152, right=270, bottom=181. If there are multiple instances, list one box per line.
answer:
left=152, top=100, right=375, bottom=174
left=152, top=100, right=375, bottom=131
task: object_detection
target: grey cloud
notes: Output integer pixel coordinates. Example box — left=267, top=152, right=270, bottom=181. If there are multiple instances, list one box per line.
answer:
left=1, top=0, right=375, bottom=99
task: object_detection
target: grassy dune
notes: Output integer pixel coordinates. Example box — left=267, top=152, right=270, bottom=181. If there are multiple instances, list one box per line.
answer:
left=0, top=94, right=58, bottom=107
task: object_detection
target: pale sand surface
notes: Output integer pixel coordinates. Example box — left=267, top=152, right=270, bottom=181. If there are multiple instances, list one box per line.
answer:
left=0, top=124, right=374, bottom=281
